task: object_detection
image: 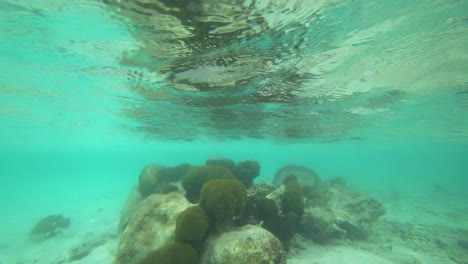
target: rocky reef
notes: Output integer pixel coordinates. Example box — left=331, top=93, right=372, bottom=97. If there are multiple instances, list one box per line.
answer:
left=116, top=159, right=385, bottom=263
left=29, top=214, right=71, bottom=242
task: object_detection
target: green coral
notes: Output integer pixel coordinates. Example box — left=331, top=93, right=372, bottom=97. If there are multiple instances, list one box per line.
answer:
left=199, top=179, right=247, bottom=229
left=256, top=197, right=279, bottom=223
left=175, top=206, right=210, bottom=247
left=182, top=165, right=236, bottom=203
left=256, top=196, right=299, bottom=242
left=281, top=175, right=304, bottom=218
left=254, top=175, right=305, bottom=242
left=139, top=242, right=198, bottom=264
left=264, top=212, right=298, bottom=242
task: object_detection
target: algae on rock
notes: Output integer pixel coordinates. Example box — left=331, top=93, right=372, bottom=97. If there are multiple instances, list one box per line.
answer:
left=115, top=192, right=192, bottom=264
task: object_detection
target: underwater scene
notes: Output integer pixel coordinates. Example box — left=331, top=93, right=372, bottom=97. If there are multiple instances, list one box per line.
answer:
left=0, top=0, right=467, bottom=263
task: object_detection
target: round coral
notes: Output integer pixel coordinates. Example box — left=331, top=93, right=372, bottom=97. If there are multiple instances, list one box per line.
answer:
left=182, top=165, right=236, bottom=203
left=199, top=179, right=247, bottom=229
left=175, top=205, right=210, bottom=247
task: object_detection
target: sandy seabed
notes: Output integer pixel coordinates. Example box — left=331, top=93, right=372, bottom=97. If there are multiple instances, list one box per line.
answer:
left=1, top=188, right=467, bottom=264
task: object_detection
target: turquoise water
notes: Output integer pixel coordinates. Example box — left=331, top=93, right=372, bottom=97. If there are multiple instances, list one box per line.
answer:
left=0, top=0, right=467, bottom=263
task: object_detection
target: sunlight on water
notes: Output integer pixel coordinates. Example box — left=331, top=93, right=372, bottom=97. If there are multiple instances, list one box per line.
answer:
left=0, top=0, right=466, bottom=143
left=0, top=1, right=467, bottom=264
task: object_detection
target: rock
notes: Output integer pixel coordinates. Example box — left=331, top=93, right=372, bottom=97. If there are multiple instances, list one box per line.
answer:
left=299, top=209, right=345, bottom=244
left=114, top=192, right=192, bottom=264
left=268, top=176, right=384, bottom=243
left=138, top=164, right=189, bottom=198
left=234, top=160, right=260, bottom=187
left=117, top=187, right=144, bottom=234
left=266, top=185, right=285, bottom=213
left=249, top=181, right=277, bottom=197
left=138, top=164, right=166, bottom=197
left=300, top=180, right=385, bottom=242
left=273, top=165, right=320, bottom=188
left=29, top=214, right=70, bottom=242
left=200, top=225, right=286, bottom=264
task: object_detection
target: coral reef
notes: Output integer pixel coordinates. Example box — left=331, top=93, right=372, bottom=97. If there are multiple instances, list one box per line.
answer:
left=116, top=161, right=386, bottom=264
left=199, top=179, right=247, bottom=230
left=264, top=212, right=299, bottom=242
left=182, top=165, right=237, bottom=203
left=175, top=206, right=210, bottom=247
left=29, top=214, right=70, bottom=242
left=256, top=197, right=279, bottom=223
left=200, top=225, right=287, bottom=264
left=281, top=175, right=305, bottom=219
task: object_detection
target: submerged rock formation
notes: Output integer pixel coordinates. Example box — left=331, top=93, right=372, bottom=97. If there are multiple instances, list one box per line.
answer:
left=117, top=187, right=144, bottom=234
left=115, top=160, right=385, bottom=264
left=115, top=192, right=191, bottom=264
left=299, top=179, right=385, bottom=243
left=138, top=163, right=191, bottom=198
left=200, top=225, right=287, bottom=264
left=29, top=214, right=70, bottom=242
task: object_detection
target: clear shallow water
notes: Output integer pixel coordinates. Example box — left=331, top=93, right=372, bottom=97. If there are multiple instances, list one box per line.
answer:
left=0, top=0, right=467, bottom=263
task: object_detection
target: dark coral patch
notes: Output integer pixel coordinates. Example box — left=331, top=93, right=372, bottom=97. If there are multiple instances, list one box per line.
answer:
left=182, top=165, right=236, bottom=203
left=175, top=206, right=210, bottom=247
left=281, top=175, right=305, bottom=219
left=139, top=242, right=198, bottom=264
left=199, top=179, right=247, bottom=229
left=234, top=160, right=260, bottom=187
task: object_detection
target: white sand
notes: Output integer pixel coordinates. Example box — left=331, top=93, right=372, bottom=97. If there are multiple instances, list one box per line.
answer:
left=289, top=245, right=394, bottom=264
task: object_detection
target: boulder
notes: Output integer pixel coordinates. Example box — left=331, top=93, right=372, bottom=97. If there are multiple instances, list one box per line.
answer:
left=138, top=164, right=189, bottom=197
left=200, top=225, right=286, bottom=264
left=138, top=164, right=166, bottom=197
left=234, top=160, right=260, bottom=187
left=117, top=187, right=144, bottom=234
left=267, top=174, right=384, bottom=244
left=114, top=192, right=192, bottom=264
left=29, top=214, right=70, bottom=242
left=300, top=181, right=385, bottom=243
left=273, top=165, right=320, bottom=188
